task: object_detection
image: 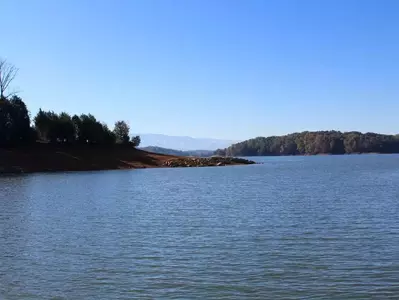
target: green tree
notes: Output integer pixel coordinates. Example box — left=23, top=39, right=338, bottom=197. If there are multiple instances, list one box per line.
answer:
left=71, top=114, right=81, bottom=141
left=0, top=98, right=14, bottom=145
left=78, top=114, right=102, bottom=143
left=0, top=96, right=31, bottom=146
left=34, top=109, right=50, bottom=141
left=57, top=112, right=76, bottom=143
left=131, top=135, right=141, bottom=147
left=101, top=123, right=117, bottom=145
left=34, top=110, right=61, bottom=143
left=8, top=96, right=31, bottom=144
left=113, top=120, right=130, bottom=144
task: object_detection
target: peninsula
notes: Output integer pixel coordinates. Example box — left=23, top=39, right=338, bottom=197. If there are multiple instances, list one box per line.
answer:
left=0, top=144, right=255, bottom=174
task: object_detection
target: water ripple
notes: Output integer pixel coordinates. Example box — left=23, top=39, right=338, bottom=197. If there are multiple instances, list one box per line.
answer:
left=1, top=155, right=399, bottom=299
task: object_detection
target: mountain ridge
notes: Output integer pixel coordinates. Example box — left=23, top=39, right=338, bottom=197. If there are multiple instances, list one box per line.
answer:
left=140, top=146, right=214, bottom=157
left=136, top=133, right=237, bottom=151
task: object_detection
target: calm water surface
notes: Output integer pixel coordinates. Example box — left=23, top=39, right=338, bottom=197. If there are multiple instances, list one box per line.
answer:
left=1, top=155, right=399, bottom=299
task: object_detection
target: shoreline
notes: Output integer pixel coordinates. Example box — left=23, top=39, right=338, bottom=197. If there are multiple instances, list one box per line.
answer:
left=0, top=144, right=255, bottom=174
left=234, top=152, right=398, bottom=157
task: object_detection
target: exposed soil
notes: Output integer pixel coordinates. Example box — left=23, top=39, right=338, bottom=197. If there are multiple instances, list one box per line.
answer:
left=0, top=143, right=254, bottom=174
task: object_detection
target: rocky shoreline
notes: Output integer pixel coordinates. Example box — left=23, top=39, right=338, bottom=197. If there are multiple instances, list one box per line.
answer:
left=163, top=156, right=256, bottom=168
left=0, top=146, right=256, bottom=174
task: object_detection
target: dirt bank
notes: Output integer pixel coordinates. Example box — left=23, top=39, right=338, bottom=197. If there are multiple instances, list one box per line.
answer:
left=0, top=144, right=255, bottom=174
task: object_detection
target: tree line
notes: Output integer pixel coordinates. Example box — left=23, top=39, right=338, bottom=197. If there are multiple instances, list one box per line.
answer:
left=0, top=59, right=140, bottom=147
left=215, top=131, right=399, bottom=156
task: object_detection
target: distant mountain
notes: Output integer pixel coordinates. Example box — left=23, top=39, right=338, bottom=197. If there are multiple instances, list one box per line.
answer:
left=137, top=134, right=237, bottom=151
left=140, top=146, right=214, bottom=157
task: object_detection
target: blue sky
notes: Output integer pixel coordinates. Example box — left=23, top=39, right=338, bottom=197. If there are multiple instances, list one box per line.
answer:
left=2, top=0, right=399, bottom=140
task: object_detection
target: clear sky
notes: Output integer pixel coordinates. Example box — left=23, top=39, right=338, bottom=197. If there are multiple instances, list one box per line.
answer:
left=2, top=0, right=399, bottom=140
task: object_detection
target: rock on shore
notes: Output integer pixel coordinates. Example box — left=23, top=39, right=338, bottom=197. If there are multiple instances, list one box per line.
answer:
left=163, top=156, right=256, bottom=168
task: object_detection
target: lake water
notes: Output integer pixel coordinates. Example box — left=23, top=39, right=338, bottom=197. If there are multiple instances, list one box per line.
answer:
left=1, top=155, right=399, bottom=299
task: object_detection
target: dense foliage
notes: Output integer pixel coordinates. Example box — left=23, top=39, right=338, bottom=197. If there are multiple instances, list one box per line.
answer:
left=0, top=101, right=141, bottom=147
left=215, top=131, right=399, bottom=156
left=0, top=58, right=141, bottom=148
left=0, top=95, right=35, bottom=146
left=0, top=102, right=141, bottom=147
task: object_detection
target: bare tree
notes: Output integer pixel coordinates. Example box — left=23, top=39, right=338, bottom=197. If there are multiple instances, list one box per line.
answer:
left=0, top=58, right=18, bottom=99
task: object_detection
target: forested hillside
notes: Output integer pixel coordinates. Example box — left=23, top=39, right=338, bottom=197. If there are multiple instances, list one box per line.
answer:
left=215, top=131, right=399, bottom=156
